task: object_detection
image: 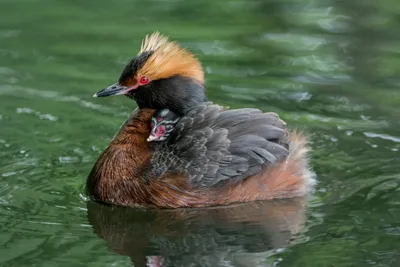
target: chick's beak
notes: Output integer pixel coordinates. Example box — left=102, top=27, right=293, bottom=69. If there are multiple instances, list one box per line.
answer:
left=147, top=135, right=158, bottom=142
left=93, top=82, right=139, bottom=97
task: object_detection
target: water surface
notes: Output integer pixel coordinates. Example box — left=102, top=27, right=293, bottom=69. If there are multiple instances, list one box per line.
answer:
left=1, top=0, right=399, bottom=266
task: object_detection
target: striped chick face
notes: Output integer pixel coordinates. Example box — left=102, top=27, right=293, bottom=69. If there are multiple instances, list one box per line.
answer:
left=147, top=109, right=180, bottom=142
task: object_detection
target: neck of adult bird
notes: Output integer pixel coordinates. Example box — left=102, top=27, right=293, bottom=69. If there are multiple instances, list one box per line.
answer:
left=128, top=75, right=207, bottom=116
left=86, top=108, right=156, bottom=204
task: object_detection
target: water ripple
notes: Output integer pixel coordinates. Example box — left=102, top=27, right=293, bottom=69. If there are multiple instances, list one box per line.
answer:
left=16, top=107, right=58, bottom=121
left=364, top=132, right=400, bottom=143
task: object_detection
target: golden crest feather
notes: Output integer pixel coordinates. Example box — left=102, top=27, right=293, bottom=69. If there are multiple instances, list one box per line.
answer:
left=138, top=32, right=169, bottom=55
left=137, top=32, right=204, bottom=84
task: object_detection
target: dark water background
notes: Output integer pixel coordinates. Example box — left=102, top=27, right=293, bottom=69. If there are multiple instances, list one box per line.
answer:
left=1, top=0, right=399, bottom=266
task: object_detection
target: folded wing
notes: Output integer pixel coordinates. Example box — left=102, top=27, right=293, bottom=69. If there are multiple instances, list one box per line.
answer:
left=148, top=103, right=289, bottom=187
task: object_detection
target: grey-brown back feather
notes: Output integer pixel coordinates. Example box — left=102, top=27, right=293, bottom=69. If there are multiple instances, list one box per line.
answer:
left=146, top=103, right=289, bottom=188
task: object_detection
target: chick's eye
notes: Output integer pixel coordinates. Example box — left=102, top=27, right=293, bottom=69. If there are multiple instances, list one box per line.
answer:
left=139, top=76, right=149, bottom=85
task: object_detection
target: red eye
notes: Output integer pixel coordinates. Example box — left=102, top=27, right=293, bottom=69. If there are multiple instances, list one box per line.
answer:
left=157, top=117, right=163, bottom=122
left=139, top=76, right=149, bottom=85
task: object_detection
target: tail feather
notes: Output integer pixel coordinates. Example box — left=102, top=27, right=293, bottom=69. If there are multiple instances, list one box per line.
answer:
left=281, top=130, right=316, bottom=196
left=220, top=130, right=316, bottom=204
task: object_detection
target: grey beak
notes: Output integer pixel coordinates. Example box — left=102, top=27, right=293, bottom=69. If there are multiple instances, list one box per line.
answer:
left=93, top=83, right=128, bottom=97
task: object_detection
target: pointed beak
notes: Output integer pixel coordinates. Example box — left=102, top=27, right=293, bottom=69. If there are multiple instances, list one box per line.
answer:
left=93, top=82, right=140, bottom=97
left=93, top=83, right=128, bottom=97
left=147, top=135, right=158, bottom=142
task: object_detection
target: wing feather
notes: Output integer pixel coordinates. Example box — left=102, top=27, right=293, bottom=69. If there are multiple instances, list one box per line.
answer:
left=146, top=103, right=289, bottom=187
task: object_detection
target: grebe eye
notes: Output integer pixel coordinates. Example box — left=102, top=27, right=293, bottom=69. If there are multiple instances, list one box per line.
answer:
left=139, top=76, right=149, bottom=85
left=157, top=117, right=163, bottom=122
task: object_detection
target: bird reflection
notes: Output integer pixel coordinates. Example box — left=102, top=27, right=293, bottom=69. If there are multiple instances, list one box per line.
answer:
left=87, top=197, right=308, bottom=267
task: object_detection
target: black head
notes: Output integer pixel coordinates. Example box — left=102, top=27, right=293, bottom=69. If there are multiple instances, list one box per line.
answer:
left=93, top=32, right=207, bottom=115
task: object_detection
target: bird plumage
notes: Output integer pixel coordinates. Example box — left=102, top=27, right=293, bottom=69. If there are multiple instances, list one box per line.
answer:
left=144, top=103, right=289, bottom=188
left=87, top=32, right=315, bottom=208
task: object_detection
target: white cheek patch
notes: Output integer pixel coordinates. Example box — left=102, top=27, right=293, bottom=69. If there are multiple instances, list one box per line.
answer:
left=159, top=109, right=170, bottom=117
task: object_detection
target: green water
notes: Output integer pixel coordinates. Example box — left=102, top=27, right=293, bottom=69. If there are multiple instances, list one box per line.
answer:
left=1, top=0, right=399, bottom=266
